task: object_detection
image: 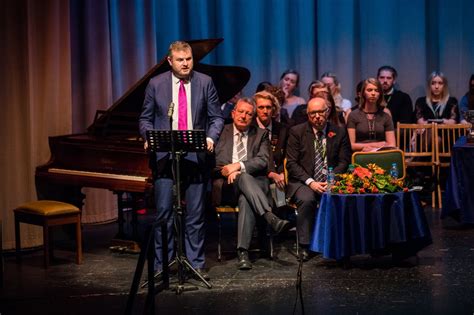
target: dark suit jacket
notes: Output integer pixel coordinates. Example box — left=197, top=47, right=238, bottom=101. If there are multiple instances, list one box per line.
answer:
left=212, top=124, right=270, bottom=205
left=252, top=118, right=288, bottom=174
left=286, top=122, right=352, bottom=199
left=386, top=89, right=414, bottom=125
left=139, top=70, right=224, bottom=172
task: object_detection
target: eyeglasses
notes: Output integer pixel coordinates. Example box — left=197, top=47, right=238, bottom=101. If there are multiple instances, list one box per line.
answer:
left=307, top=108, right=329, bottom=117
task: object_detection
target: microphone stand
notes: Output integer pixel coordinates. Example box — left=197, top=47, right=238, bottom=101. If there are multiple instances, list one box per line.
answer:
left=142, top=102, right=211, bottom=293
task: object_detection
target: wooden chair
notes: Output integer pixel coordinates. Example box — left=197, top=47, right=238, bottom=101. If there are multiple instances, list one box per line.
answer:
left=14, top=200, right=82, bottom=268
left=397, top=123, right=437, bottom=208
left=214, top=198, right=274, bottom=261
left=215, top=205, right=239, bottom=261
left=352, top=149, right=406, bottom=180
left=434, top=123, right=471, bottom=208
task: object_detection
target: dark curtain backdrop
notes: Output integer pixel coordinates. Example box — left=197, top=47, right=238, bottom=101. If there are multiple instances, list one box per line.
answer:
left=1, top=0, right=473, bottom=248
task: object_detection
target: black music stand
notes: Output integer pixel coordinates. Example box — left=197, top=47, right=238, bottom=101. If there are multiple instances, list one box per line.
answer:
left=145, top=129, right=212, bottom=293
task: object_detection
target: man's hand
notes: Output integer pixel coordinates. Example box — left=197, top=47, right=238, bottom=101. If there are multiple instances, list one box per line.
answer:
left=144, top=141, right=148, bottom=150
left=207, top=139, right=214, bottom=152
left=221, top=162, right=241, bottom=177
left=227, top=171, right=241, bottom=184
left=269, top=172, right=286, bottom=190
left=309, top=181, right=327, bottom=194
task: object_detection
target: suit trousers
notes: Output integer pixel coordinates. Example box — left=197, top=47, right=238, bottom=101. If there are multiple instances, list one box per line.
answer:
left=293, top=185, right=320, bottom=245
left=153, top=175, right=206, bottom=271
left=233, top=173, right=272, bottom=250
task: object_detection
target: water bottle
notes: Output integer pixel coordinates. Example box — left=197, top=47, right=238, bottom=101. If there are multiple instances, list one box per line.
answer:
left=327, top=167, right=335, bottom=190
left=390, top=163, right=399, bottom=179
left=348, top=164, right=355, bottom=173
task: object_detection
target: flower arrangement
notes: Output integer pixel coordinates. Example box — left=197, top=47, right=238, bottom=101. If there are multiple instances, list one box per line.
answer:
left=331, top=163, right=408, bottom=194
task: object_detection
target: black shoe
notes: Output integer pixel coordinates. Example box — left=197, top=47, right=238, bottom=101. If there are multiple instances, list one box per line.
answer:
left=237, top=249, right=252, bottom=270
left=194, top=268, right=210, bottom=281
left=265, top=212, right=290, bottom=234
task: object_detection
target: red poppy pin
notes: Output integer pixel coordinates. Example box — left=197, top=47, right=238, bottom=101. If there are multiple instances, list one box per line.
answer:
left=328, top=131, right=336, bottom=138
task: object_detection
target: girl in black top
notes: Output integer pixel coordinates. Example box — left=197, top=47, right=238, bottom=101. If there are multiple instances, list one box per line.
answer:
left=415, top=71, right=459, bottom=124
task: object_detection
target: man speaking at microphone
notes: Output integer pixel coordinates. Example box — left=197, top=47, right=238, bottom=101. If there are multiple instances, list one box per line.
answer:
left=139, top=41, right=224, bottom=280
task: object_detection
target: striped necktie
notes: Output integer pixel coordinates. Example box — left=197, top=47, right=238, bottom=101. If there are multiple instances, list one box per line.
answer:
left=313, top=131, right=326, bottom=182
left=236, top=132, right=247, bottom=162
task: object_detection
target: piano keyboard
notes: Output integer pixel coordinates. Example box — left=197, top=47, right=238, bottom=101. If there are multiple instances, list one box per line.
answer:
left=48, top=168, right=148, bottom=182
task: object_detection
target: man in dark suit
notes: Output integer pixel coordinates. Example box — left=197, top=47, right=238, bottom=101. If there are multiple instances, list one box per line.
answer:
left=139, top=41, right=223, bottom=280
left=213, top=97, right=290, bottom=270
left=377, top=65, right=414, bottom=125
left=253, top=91, right=288, bottom=193
left=286, top=97, right=351, bottom=261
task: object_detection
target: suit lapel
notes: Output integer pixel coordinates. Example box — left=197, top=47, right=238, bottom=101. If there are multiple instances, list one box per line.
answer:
left=326, top=124, right=335, bottom=157
left=162, top=73, right=173, bottom=130
left=305, top=123, right=316, bottom=164
left=222, top=125, right=234, bottom=163
left=246, top=126, right=257, bottom=158
left=190, top=72, right=199, bottom=127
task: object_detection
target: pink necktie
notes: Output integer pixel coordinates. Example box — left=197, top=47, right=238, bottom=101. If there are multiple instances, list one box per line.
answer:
left=178, top=80, right=187, bottom=130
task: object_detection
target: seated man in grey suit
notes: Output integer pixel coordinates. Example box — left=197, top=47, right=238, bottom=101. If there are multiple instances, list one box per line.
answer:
left=286, top=97, right=352, bottom=261
left=213, top=97, right=290, bottom=270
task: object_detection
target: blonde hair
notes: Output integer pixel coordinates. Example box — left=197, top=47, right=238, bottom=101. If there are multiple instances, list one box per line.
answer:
left=254, top=90, right=281, bottom=117
left=426, top=71, right=450, bottom=106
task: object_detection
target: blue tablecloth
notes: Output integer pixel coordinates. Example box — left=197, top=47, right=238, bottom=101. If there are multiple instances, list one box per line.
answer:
left=310, top=191, right=432, bottom=260
left=442, top=136, right=474, bottom=223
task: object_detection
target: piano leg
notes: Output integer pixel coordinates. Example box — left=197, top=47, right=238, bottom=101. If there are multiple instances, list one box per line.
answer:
left=115, top=191, right=144, bottom=241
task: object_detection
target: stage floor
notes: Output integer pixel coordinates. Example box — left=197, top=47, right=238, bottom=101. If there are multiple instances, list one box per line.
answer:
left=1, top=206, right=474, bottom=314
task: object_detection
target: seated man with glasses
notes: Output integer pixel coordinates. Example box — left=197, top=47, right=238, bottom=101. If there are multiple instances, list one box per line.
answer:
left=286, top=97, right=352, bottom=261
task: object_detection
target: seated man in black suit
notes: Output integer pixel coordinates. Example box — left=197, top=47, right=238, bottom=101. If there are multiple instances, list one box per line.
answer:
left=213, top=97, right=290, bottom=270
left=286, top=97, right=352, bottom=261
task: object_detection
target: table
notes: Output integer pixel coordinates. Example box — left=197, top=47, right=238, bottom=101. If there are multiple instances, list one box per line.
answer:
left=442, top=136, right=474, bottom=223
left=310, top=191, right=432, bottom=260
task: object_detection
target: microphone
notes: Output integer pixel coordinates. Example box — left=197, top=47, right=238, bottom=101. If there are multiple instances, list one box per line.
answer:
left=167, top=102, right=174, bottom=118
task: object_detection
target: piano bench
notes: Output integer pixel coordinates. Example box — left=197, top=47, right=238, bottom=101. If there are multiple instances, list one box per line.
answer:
left=14, top=200, right=82, bottom=268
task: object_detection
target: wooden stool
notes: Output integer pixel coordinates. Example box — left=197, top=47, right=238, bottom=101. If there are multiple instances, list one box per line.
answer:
left=14, top=200, right=82, bottom=268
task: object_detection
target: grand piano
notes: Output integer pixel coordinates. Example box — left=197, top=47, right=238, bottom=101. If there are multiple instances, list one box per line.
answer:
left=35, top=38, right=250, bottom=239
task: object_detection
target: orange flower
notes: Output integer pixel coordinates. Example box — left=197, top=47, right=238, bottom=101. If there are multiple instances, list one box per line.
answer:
left=354, top=166, right=372, bottom=179
left=371, top=187, right=379, bottom=193
left=375, top=168, right=385, bottom=175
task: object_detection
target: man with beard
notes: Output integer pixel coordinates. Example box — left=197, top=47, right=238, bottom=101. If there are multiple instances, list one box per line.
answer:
left=139, top=41, right=224, bottom=280
left=377, top=65, right=414, bottom=125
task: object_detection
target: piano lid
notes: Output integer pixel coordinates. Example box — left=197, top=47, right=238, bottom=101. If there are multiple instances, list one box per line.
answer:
left=88, top=38, right=250, bottom=136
